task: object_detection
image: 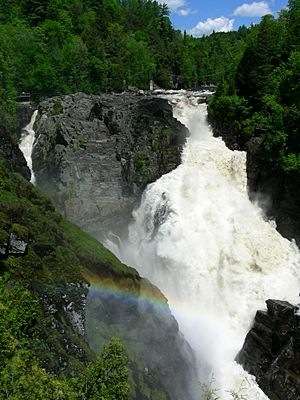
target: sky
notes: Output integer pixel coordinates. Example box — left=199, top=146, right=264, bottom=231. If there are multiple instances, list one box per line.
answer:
left=158, top=0, right=288, bottom=36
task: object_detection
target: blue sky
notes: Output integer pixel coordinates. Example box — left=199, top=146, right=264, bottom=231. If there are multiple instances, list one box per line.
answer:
left=158, top=1, right=288, bottom=36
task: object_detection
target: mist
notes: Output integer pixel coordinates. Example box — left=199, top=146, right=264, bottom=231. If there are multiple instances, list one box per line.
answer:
left=106, top=91, right=300, bottom=399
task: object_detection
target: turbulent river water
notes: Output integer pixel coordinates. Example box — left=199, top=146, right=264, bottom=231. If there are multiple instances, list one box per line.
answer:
left=18, top=93, right=300, bottom=399
left=19, top=109, right=38, bottom=184
left=107, top=91, right=300, bottom=399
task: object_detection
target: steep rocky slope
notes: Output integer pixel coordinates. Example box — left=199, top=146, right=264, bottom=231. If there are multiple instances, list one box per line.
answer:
left=33, top=92, right=188, bottom=240
left=0, top=124, right=196, bottom=399
left=237, top=299, right=300, bottom=400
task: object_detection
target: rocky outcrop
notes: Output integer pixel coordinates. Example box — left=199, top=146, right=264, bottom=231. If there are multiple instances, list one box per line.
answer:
left=85, top=272, right=197, bottom=400
left=0, top=124, right=31, bottom=180
left=211, top=121, right=300, bottom=246
left=1, top=115, right=196, bottom=399
left=0, top=233, right=28, bottom=259
left=16, top=102, right=35, bottom=136
left=236, top=299, right=300, bottom=400
left=33, top=282, right=91, bottom=374
left=33, top=92, right=188, bottom=240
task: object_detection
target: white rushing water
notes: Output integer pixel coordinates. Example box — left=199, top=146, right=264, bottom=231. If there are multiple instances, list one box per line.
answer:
left=19, top=110, right=38, bottom=184
left=107, top=91, right=300, bottom=399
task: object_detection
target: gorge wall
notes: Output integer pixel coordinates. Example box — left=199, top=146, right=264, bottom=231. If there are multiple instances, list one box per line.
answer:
left=1, top=101, right=197, bottom=399
left=33, top=92, right=188, bottom=240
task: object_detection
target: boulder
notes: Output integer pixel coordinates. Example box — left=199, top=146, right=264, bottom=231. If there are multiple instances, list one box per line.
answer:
left=236, top=299, right=300, bottom=400
left=0, top=224, right=29, bottom=259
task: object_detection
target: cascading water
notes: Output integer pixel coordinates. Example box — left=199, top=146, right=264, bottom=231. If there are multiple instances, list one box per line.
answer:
left=19, top=110, right=38, bottom=184
left=107, top=91, right=300, bottom=399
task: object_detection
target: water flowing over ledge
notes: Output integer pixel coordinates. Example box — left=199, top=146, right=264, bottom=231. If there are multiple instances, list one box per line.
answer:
left=19, top=110, right=38, bottom=184
left=107, top=91, right=300, bottom=400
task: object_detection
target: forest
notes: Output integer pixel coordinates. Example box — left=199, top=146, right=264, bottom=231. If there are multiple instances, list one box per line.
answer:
left=0, top=0, right=249, bottom=128
left=0, top=0, right=299, bottom=398
left=1, top=0, right=298, bottom=175
left=209, top=0, right=300, bottom=175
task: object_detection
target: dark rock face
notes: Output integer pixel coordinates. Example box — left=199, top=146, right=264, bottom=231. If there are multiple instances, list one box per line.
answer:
left=33, top=92, right=188, bottom=240
left=1, top=115, right=197, bottom=399
left=33, top=283, right=90, bottom=374
left=85, top=276, right=197, bottom=400
left=237, top=299, right=300, bottom=400
left=16, top=102, right=35, bottom=137
left=8, top=233, right=28, bottom=256
left=0, top=221, right=29, bottom=259
left=0, top=124, right=31, bottom=180
left=211, top=122, right=300, bottom=246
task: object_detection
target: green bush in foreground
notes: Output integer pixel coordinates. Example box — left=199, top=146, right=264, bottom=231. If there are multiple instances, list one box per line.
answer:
left=0, top=278, right=129, bottom=399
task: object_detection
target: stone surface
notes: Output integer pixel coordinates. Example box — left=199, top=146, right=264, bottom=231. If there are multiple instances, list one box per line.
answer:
left=236, top=299, right=300, bottom=400
left=33, top=282, right=91, bottom=373
left=85, top=275, right=197, bottom=400
left=8, top=233, right=28, bottom=256
left=33, top=92, right=188, bottom=240
left=0, top=124, right=31, bottom=181
left=2, top=116, right=197, bottom=399
left=16, top=102, right=35, bottom=136
left=0, top=231, right=28, bottom=259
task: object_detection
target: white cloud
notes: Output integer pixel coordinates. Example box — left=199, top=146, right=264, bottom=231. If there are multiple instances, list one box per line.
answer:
left=233, top=1, right=271, bottom=17
left=157, top=0, right=197, bottom=17
left=157, top=0, right=187, bottom=11
left=188, top=17, right=234, bottom=37
left=177, top=8, right=197, bottom=16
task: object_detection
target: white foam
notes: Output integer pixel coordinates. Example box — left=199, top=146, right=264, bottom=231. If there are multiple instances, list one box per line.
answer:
left=108, top=92, right=300, bottom=399
left=19, top=110, right=38, bottom=184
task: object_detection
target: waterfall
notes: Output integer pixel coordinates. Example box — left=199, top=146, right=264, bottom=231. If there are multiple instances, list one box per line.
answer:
left=108, top=91, right=300, bottom=399
left=19, top=110, right=38, bottom=184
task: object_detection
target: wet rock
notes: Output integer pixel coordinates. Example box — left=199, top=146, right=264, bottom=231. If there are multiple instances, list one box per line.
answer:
left=0, top=240, right=8, bottom=258
left=0, top=124, right=31, bottom=180
left=85, top=276, right=197, bottom=400
left=16, top=102, right=35, bottom=137
left=0, top=226, right=29, bottom=259
left=33, top=282, right=90, bottom=374
left=33, top=92, right=188, bottom=240
left=8, top=233, right=28, bottom=256
left=236, top=299, right=300, bottom=400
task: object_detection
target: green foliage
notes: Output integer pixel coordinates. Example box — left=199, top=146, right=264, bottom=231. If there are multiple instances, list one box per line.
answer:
left=209, top=94, right=250, bottom=133
left=73, top=338, right=129, bottom=399
left=199, top=376, right=220, bottom=400
left=134, top=154, right=146, bottom=171
left=281, top=153, right=300, bottom=172
left=78, top=138, right=87, bottom=149
left=61, top=219, right=138, bottom=279
left=10, top=223, right=29, bottom=238
left=52, top=99, right=63, bottom=115
left=0, top=280, right=129, bottom=400
left=0, top=0, right=254, bottom=116
left=209, top=1, right=300, bottom=176
left=0, top=152, right=134, bottom=396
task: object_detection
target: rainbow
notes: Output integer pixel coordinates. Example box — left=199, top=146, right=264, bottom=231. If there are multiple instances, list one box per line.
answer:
left=82, top=270, right=206, bottom=329
left=82, top=270, right=174, bottom=316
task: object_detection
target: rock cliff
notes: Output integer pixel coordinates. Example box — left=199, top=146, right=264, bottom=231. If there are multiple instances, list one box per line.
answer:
left=0, top=124, right=30, bottom=180
left=33, top=92, right=188, bottom=240
left=1, top=113, right=196, bottom=399
left=236, top=299, right=300, bottom=400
